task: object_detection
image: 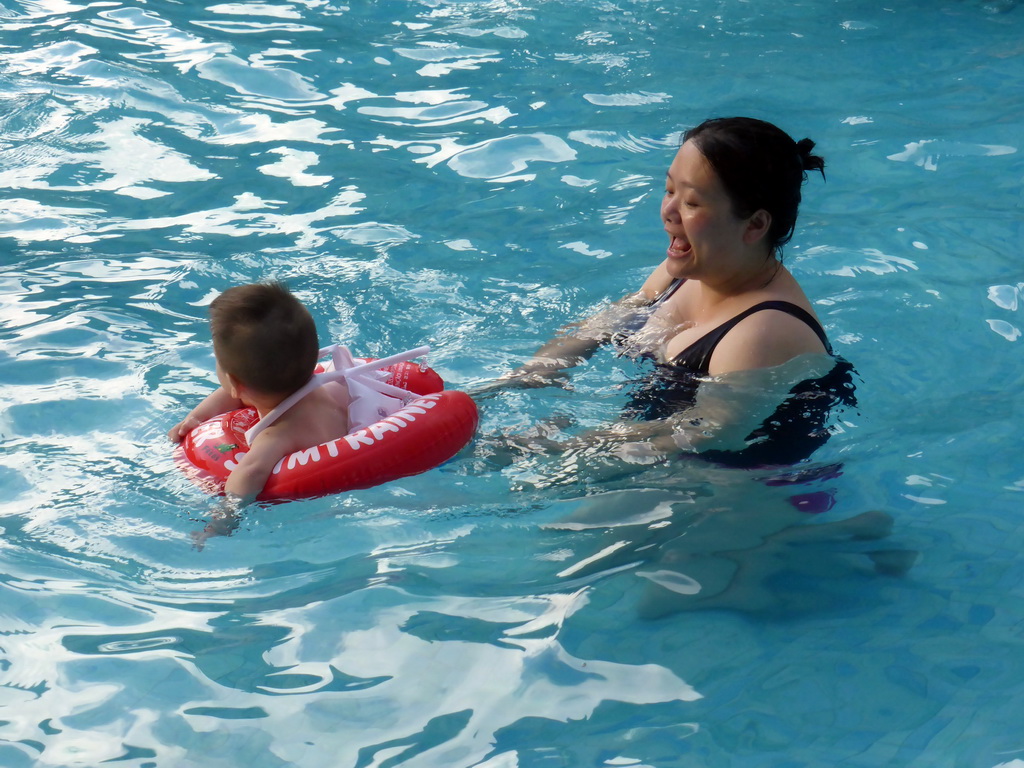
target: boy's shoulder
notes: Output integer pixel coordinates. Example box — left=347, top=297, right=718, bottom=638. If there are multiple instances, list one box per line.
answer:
left=266, top=386, right=350, bottom=449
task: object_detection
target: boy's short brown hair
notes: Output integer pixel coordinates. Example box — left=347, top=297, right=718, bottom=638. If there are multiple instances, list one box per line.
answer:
left=210, top=282, right=318, bottom=395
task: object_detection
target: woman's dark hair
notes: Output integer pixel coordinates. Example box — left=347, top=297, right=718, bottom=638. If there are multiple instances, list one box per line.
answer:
left=210, top=282, right=318, bottom=395
left=683, top=117, right=825, bottom=254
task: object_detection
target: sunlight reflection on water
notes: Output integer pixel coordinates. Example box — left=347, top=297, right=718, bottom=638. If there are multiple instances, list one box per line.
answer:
left=2, top=0, right=1024, bottom=765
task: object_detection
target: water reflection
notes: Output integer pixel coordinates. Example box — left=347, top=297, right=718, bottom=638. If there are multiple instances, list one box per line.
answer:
left=548, top=488, right=915, bottom=618
left=0, top=527, right=704, bottom=766
left=2, top=0, right=1023, bottom=764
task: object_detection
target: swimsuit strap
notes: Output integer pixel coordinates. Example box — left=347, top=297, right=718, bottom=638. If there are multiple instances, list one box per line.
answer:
left=748, top=301, right=831, bottom=352
left=652, top=278, right=685, bottom=307
left=243, top=344, right=430, bottom=446
left=672, top=300, right=831, bottom=374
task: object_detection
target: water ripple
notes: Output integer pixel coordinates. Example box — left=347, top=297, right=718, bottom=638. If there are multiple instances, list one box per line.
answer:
left=2, top=1, right=1024, bottom=766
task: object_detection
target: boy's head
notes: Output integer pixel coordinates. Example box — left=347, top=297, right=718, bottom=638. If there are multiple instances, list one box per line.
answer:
left=210, top=282, right=318, bottom=396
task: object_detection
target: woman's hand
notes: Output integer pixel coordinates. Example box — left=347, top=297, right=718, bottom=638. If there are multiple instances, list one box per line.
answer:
left=466, top=365, right=573, bottom=400
left=498, top=367, right=573, bottom=390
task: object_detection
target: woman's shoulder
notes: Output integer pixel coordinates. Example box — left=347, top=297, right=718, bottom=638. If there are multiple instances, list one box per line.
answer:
left=639, top=260, right=676, bottom=300
left=728, top=269, right=824, bottom=333
left=709, top=302, right=829, bottom=375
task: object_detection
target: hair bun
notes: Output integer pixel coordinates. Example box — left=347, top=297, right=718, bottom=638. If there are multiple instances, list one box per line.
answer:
left=795, top=137, right=825, bottom=177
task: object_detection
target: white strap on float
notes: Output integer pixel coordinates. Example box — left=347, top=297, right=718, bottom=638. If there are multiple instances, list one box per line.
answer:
left=243, top=344, right=430, bottom=446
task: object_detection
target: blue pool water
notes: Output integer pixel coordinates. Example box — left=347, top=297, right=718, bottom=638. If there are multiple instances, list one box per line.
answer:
left=2, top=0, right=1024, bottom=765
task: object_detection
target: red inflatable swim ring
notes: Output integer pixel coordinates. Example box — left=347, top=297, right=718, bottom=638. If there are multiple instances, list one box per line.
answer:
left=175, top=345, right=478, bottom=501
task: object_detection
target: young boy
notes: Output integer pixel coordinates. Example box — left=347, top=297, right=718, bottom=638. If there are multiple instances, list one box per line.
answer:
left=169, top=282, right=351, bottom=504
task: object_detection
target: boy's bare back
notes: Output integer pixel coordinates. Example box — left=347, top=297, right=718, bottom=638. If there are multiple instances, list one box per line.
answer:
left=224, top=382, right=351, bottom=500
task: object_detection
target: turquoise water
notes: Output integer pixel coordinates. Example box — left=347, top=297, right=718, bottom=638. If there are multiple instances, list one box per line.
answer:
left=2, top=0, right=1024, bottom=765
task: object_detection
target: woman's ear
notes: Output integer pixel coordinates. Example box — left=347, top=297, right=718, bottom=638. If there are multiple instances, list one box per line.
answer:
left=743, top=209, right=772, bottom=245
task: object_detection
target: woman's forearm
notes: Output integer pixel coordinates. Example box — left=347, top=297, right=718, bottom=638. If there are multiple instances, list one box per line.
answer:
left=497, top=415, right=705, bottom=489
left=510, top=292, right=649, bottom=376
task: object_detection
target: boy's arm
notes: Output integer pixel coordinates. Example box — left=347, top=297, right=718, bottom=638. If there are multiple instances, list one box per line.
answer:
left=190, top=493, right=244, bottom=551
left=222, top=428, right=290, bottom=504
left=169, top=387, right=243, bottom=442
left=190, top=437, right=277, bottom=548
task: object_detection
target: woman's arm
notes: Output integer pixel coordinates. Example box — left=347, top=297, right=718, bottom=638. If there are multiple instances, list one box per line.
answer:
left=518, top=295, right=645, bottom=371
left=493, top=413, right=702, bottom=489
left=496, top=354, right=835, bottom=486
left=481, top=261, right=678, bottom=392
left=479, top=290, right=652, bottom=393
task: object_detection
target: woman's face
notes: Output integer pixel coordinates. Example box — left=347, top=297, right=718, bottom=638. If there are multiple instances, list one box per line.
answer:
left=660, top=139, right=763, bottom=283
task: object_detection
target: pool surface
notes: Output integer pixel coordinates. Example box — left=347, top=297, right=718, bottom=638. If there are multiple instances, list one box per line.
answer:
left=2, top=0, right=1024, bottom=766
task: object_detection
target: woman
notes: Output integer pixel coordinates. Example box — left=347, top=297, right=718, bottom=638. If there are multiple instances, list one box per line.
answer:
left=493, top=117, right=855, bottom=470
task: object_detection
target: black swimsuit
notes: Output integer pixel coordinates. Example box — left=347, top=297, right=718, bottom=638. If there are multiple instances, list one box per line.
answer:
left=622, top=279, right=857, bottom=467
left=672, top=300, right=833, bottom=371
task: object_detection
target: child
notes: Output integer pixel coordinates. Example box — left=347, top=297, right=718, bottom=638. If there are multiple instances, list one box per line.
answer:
left=169, top=282, right=351, bottom=505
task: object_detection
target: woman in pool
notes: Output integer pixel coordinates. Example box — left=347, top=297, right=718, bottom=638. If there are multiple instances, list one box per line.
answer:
left=484, top=118, right=898, bottom=612
left=492, top=116, right=855, bottom=470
